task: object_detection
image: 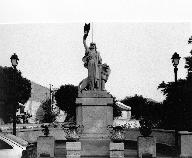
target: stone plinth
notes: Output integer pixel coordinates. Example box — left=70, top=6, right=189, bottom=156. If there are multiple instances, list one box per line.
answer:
left=178, top=131, right=192, bottom=158
left=76, top=90, right=113, bottom=156
left=109, top=142, right=124, bottom=158
left=37, top=136, right=55, bottom=158
left=137, top=136, right=156, bottom=158
left=78, top=90, right=112, bottom=98
left=66, top=142, right=81, bottom=158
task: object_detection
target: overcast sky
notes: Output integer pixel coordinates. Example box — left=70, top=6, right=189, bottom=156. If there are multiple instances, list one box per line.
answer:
left=0, top=0, right=192, bottom=102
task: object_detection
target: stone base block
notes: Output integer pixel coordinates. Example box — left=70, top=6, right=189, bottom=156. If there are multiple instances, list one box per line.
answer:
left=78, top=90, right=112, bottom=98
left=80, top=138, right=110, bottom=156
left=110, top=142, right=124, bottom=158
left=137, top=136, right=156, bottom=158
left=66, top=142, right=81, bottom=150
left=66, top=142, right=81, bottom=158
left=179, top=131, right=192, bottom=158
left=110, top=142, right=124, bottom=150
left=66, top=155, right=80, bottom=158
left=37, top=136, right=55, bottom=158
left=110, top=150, right=124, bottom=158
left=76, top=91, right=113, bottom=157
left=67, top=150, right=81, bottom=155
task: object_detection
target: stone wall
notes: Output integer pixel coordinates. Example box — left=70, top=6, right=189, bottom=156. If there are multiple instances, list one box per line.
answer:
left=125, top=129, right=175, bottom=146
left=4, top=128, right=66, bottom=143
left=152, top=129, right=175, bottom=146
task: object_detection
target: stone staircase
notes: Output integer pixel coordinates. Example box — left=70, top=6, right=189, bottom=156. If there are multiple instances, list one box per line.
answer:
left=53, top=140, right=177, bottom=158
left=54, top=140, right=66, bottom=157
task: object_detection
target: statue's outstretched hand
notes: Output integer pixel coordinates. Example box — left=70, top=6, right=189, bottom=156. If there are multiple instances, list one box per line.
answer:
left=84, top=23, right=90, bottom=40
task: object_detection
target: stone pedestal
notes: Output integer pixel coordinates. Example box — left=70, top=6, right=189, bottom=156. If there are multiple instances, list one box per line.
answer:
left=76, top=90, right=113, bottom=157
left=37, top=136, right=55, bottom=158
left=66, top=142, right=81, bottom=158
left=137, top=136, right=156, bottom=158
left=178, top=131, right=192, bottom=158
left=109, top=142, right=124, bottom=158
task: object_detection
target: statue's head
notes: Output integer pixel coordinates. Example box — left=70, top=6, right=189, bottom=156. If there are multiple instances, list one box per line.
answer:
left=89, top=42, right=96, bottom=50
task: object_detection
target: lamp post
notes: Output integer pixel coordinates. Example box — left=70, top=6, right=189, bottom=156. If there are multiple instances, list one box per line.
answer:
left=49, top=84, right=53, bottom=111
left=171, top=52, right=180, bottom=153
left=10, top=53, right=19, bottom=136
left=171, top=52, right=180, bottom=83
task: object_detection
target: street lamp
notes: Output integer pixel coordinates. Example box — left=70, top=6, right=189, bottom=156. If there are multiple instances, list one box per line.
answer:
left=49, top=84, right=53, bottom=111
left=10, top=53, right=19, bottom=69
left=10, top=53, right=19, bottom=136
left=171, top=52, right=181, bottom=83
left=171, top=52, right=180, bottom=154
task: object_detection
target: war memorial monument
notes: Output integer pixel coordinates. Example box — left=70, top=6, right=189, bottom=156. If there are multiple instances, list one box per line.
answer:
left=76, top=23, right=114, bottom=157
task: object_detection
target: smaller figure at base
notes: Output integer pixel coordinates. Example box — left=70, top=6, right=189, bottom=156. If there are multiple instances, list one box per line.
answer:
left=101, top=63, right=111, bottom=91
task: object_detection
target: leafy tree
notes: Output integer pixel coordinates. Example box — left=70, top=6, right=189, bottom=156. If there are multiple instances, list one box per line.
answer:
left=158, top=80, right=190, bottom=130
left=120, top=94, right=163, bottom=128
left=1, top=66, right=31, bottom=123
left=185, top=49, right=192, bottom=80
left=36, top=99, right=57, bottom=123
left=121, top=95, right=147, bottom=119
left=55, top=84, right=78, bottom=122
left=158, top=48, right=192, bottom=130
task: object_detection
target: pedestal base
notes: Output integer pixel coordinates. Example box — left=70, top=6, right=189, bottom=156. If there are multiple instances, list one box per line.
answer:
left=137, top=136, right=156, bottom=158
left=37, top=136, right=55, bottom=158
left=179, top=131, right=192, bottom=158
left=80, top=138, right=110, bottom=156
left=76, top=90, right=113, bottom=157
left=66, top=142, right=81, bottom=158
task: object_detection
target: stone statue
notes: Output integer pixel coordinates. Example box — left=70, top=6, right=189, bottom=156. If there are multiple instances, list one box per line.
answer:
left=79, top=23, right=111, bottom=92
left=82, top=23, right=102, bottom=90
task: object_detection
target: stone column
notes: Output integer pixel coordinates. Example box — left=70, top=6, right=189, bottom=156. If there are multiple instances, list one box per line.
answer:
left=137, top=136, right=156, bottom=158
left=109, top=142, right=124, bottom=158
left=178, top=131, right=192, bottom=157
left=76, top=90, right=113, bottom=157
left=37, top=136, right=55, bottom=158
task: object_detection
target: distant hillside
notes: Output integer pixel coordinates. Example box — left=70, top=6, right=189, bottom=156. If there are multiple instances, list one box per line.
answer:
left=29, top=81, right=50, bottom=102
left=24, top=81, right=50, bottom=123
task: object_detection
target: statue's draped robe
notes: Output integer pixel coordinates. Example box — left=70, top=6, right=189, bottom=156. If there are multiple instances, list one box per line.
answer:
left=83, top=49, right=102, bottom=89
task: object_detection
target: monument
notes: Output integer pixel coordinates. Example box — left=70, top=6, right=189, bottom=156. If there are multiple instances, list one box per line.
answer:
left=76, top=23, right=113, bottom=156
